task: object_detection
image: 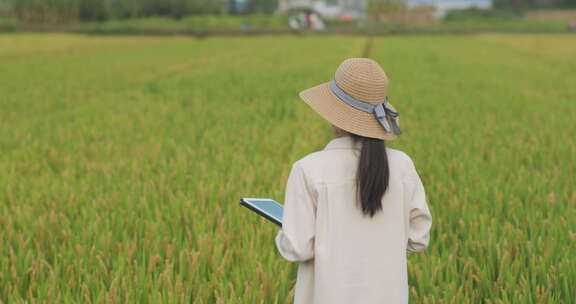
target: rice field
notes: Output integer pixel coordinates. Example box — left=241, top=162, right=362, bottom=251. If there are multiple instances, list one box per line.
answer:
left=0, top=33, right=575, bottom=303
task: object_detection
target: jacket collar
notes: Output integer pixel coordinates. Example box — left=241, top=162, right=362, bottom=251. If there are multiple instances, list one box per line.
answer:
left=324, top=136, right=361, bottom=151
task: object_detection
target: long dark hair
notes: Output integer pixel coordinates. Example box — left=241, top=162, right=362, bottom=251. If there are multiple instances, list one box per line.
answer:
left=349, top=133, right=390, bottom=218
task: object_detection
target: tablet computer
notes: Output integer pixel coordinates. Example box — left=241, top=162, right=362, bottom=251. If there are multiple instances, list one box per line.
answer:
left=240, top=197, right=283, bottom=227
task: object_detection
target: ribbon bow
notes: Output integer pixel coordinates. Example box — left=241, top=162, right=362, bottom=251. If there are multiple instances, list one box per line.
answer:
left=373, top=98, right=401, bottom=135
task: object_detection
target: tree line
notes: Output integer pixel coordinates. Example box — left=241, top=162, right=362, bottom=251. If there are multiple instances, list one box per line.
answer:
left=3, top=0, right=278, bottom=24
left=369, top=0, right=575, bottom=11
left=3, top=0, right=575, bottom=24
left=493, top=0, right=575, bottom=10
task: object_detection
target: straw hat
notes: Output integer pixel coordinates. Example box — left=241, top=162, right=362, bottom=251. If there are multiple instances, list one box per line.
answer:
left=299, top=58, right=401, bottom=140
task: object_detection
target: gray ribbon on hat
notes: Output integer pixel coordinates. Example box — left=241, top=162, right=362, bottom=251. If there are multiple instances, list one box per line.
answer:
left=330, top=80, right=401, bottom=135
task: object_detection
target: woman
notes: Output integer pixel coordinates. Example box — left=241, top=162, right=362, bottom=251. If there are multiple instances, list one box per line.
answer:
left=275, top=58, right=432, bottom=304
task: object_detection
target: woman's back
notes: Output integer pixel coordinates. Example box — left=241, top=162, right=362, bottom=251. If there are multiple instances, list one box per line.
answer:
left=275, top=58, right=432, bottom=304
left=276, top=136, right=431, bottom=304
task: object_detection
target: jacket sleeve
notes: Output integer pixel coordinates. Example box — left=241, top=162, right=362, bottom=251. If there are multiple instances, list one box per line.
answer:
left=405, top=159, right=432, bottom=254
left=275, top=161, right=317, bottom=262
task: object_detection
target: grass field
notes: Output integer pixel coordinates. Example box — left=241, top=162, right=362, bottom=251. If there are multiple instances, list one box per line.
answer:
left=0, top=33, right=575, bottom=303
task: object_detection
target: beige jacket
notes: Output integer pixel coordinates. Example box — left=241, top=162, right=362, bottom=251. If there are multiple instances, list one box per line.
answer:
left=275, top=136, right=432, bottom=304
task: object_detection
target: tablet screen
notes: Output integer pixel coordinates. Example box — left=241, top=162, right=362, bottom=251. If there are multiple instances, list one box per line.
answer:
left=240, top=198, right=283, bottom=226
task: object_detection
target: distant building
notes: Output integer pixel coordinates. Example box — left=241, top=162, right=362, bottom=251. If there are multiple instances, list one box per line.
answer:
left=278, top=0, right=492, bottom=20
left=406, top=0, right=492, bottom=18
left=277, top=0, right=368, bottom=19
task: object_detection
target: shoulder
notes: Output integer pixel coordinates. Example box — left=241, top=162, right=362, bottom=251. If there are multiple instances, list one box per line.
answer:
left=386, top=147, right=414, bottom=167
left=291, top=146, right=355, bottom=173
left=289, top=150, right=327, bottom=176
left=287, top=149, right=341, bottom=186
left=385, top=147, right=419, bottom=180
left=294, top=150, right=330, bottom=167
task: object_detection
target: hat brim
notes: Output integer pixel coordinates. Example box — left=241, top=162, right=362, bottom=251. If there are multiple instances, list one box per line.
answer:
left=299, top=82, right=400, bottom=140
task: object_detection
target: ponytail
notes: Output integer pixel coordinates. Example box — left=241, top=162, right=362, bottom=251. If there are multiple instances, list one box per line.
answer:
left=349, top=134, right=390, bottom=218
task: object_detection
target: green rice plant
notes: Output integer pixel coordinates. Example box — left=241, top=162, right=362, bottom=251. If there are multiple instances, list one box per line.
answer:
left=0, top=33, right=574, bottom=303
